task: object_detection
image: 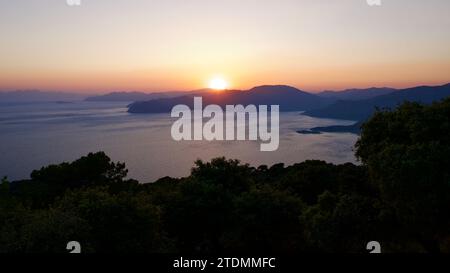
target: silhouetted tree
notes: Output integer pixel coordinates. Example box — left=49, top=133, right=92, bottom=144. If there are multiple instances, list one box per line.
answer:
left=2, top=98, right=450, bottom=253
left=356, top=99, right=450, bottom=252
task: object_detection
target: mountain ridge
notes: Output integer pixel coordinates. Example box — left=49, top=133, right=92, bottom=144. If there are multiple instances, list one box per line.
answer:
left=85, top=89, right=211, bottom=102
left=304, top=83, right=450, bottom=121
left=317, top=87, right=397, bottom=101
left=127, top=85, right=334, bottom=113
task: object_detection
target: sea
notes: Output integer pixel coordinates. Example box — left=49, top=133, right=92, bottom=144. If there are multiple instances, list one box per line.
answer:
left=0, top=101, right=358, bottom=182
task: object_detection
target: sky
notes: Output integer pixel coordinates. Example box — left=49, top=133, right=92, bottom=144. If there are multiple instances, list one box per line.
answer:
left=0, top=0, right=450, bottom=93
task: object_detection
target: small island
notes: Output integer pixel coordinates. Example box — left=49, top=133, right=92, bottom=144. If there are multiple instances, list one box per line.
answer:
left=297, top=121, right=363, bottom=135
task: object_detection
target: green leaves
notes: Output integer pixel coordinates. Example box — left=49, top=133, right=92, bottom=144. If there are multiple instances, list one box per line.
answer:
left=356, top=98, right=450, bottom=252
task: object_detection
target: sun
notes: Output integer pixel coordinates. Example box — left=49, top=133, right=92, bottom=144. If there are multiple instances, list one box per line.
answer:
left=208, top=77, right=229, bottom=90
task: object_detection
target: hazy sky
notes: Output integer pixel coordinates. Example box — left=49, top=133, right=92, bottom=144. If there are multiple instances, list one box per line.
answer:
left=1, top=0, right=450, bottom=93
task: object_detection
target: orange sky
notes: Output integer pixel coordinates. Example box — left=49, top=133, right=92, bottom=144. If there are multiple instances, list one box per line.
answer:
left=1, top=0, right=450, bottom=93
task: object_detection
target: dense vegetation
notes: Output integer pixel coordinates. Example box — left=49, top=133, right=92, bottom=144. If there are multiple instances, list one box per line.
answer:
left=1, top=98, right=450, bottom=253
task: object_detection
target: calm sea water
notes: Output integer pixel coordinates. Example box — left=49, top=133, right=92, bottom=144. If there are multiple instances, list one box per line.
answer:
left=0, top=101, right=358, bottom=182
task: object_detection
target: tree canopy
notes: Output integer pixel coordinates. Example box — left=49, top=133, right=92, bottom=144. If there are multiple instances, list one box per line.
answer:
left=1, top=99, right=450, bottom=253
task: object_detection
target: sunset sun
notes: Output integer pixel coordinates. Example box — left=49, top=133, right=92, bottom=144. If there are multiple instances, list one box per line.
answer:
left=208, top=77, right=229, bottom=90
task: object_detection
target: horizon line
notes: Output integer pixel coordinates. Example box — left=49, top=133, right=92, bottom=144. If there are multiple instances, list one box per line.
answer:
left=1, top=81, right=450, bottom=95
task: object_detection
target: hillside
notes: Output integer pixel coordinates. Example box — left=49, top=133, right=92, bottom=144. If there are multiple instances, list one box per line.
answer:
left=128, top=85, right=333, bottom=113
left=317, top=87, right=397, bottom=101
left=304, top=83, right=450, bottom=120
left=2, top=98, right=450, bottom=253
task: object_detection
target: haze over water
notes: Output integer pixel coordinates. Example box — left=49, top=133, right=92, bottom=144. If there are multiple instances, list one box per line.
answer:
left=0, top=102, right=357, bottom=182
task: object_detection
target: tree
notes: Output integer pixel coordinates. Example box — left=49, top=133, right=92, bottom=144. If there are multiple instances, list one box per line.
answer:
left=228, top=186, right=305, bottom=252
left=53, top=187, right=172, bottom=253
left=0, top=176, right=9, bottom=197
left=14, top=152, right=130, bottom=208
left=30, top=151, right=128, bottom=187
left=191, top=157, right=254, bottom=193
left=301, top=191, right=380, bottom=252
left=356, top=99, right=450, bottom=252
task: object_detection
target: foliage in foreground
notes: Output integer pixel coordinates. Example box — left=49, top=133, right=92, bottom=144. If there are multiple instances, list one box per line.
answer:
left=1, top=98, right=450, bottom=253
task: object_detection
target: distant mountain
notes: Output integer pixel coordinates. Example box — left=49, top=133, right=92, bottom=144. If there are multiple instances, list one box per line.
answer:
left=317, top=87, right=397, bottom=101
left=304, top=83, right=450, bottom=121
left=0, top=90, right=86, bottom=102
left=128, top=85, right=334, bottom=113
left=85, top=89, right=210, bottom=102
left=85, top=91, right=168, bottom=102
